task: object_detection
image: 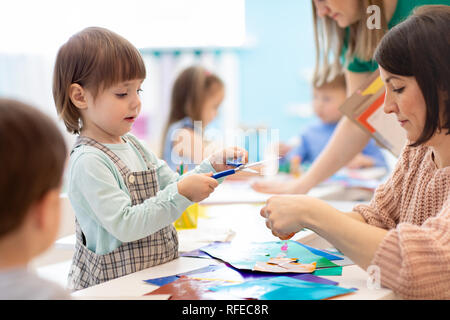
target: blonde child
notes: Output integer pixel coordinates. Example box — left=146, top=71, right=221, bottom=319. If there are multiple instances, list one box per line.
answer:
left=0, top=99, right=69, bottom=299
left=53, top=27, right=246, bottom=290
left=162, top=65, right=225, bottom=171
left=254, top=73, right=387, bottom=193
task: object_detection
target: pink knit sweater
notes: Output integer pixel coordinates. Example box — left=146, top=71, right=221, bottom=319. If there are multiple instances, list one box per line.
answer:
left=353, top=144, right=450, bottom=299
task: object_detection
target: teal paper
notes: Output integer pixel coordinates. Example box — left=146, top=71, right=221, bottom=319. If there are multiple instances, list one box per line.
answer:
left=313, top=266, right=343, bottom=276
left=209, top=276, right=355, bottom=300
left=201, top=240, right=338, bottom=270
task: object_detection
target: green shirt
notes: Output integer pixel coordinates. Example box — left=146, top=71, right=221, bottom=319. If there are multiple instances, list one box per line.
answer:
left=343, top=0, right=449, bottom=73
left=67, top=134, right=219, bottom=255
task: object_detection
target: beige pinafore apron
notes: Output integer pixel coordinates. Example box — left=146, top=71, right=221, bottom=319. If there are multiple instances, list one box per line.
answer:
left=67, top=135, right=178, bottom=290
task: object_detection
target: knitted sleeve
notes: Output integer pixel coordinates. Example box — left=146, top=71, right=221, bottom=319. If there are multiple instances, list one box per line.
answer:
left=353, top=146, right=414, bottom=229
left=370, top=198, right=450, bottom=299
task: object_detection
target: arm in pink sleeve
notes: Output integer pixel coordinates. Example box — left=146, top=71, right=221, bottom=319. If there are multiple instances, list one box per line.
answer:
left=353, top=147, right=412, bottom=229
left=371, top=199, right=450, bottom=299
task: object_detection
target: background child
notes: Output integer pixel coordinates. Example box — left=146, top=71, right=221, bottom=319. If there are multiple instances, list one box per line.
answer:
left=162, top=65, right=225, bottom=171
left=0, top=98, right=69, bottom=299
left=53, top=27, right=246, bottom=290
left=281, top=72, right=387, bottom=171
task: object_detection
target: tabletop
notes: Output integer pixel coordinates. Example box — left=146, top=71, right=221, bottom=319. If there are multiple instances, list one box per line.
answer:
left=71, top=181, right=396, bottom=300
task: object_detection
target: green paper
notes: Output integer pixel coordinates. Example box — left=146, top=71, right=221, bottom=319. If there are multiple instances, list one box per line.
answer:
left=313, top=266, right=343, bottom=276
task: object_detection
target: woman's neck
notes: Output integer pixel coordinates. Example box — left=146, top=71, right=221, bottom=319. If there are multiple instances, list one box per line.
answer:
left=383, top=0, right=398, bottom=22
left=430, top=134, right=450, bottom=169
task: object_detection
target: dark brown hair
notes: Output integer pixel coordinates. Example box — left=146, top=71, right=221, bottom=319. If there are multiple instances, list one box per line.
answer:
left=162, top=65, right=223, bottom=146
left=374, top=5, right=450, bottom=146
left=53, top=27, right=146, bottom=134
left=0, top=99, right=67, bottom=238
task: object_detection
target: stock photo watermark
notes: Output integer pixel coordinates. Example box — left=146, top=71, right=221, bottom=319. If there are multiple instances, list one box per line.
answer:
left=169, top=120, right=280, bottom=168
left=367, top=5, right=382, bottom=29
left=367, top=265, right=381, bottom=290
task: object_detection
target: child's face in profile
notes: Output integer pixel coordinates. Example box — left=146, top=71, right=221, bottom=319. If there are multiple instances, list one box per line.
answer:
left=201, top=85, right=224, bottom=126
left=83, top=79, right=144, bottom=142
left=312, top=86, right=346, bottom=124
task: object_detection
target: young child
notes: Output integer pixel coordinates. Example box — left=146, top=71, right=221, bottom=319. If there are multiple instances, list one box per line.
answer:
left=283, top=73, right=387, bottom=170
left=0, top=98, right=70, bottom=299
left=162, top=65, right=225, bottom=171
left=53, top=27, right=246, bottom=290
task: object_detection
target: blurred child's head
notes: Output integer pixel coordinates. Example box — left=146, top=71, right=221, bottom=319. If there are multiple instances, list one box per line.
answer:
left=312, top=73, right=346, bottom=124
left=168, top=66, right=224, bottom=128
left=0, top=99, right=67, bottom=261
left=53, top=27, right=146, bottom=137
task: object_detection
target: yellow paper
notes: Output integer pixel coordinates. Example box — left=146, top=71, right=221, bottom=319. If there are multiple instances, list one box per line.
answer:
left=174, top=203, right=199, bottom=230
left=361, top=76, right=384, bottom=96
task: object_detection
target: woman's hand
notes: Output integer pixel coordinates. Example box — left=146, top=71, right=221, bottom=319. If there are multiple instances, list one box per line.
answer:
left=260, top=194, right=323, bottom=240
left=177, top=172, right=219, bottom=202
left=208, top=146, right=248, bottom=172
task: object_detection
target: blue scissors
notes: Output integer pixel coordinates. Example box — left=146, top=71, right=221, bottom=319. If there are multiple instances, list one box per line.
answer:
left=212, top=159, right=271, bottom=179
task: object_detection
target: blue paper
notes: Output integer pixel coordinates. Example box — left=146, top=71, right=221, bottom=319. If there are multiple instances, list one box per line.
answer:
left=209, top=276, right=356, bottom=300
left=143, top=275, right=179, bottom=286
left=296, top=243, right=343, bottom=261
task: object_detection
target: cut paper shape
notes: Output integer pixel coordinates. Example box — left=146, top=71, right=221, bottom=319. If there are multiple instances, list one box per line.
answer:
left=253, top=258, right=316, bottom=273
left=296, top=243, right=344, bottom=261
left=144, top=275, right=179, bottom=286
left=209, top=276, right=356, bottom=300
left=313, top=266, right=343, bottom=276
left=200, top=240, right=338, bottom=271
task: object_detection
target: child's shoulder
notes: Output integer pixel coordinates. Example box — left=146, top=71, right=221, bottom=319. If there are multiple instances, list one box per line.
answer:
left=69, top=144, right=116, bottom=173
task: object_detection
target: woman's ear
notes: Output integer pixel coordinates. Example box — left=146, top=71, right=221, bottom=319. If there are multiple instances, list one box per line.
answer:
left=69, top=83, right=88, bottom=110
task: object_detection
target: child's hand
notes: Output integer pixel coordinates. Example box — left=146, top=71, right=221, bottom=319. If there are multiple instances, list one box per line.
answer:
left=177, top=172, right=219, bottom=202
left=208, top=147, right=248, bottom=172
left=346, top=153, right=375, bottom=169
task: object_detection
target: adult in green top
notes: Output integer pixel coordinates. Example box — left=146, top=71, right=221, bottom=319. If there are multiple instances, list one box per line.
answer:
left=253, top=0, right=450, bottom=194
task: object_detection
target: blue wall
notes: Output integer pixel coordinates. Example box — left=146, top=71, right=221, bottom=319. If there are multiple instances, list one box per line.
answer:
left=238, top=0, right=316, bottom=141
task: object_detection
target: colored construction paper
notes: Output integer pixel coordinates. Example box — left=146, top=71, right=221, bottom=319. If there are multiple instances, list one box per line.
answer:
left=209, top=276, right=355, bottom=300
left=144, top=276, right=241, bottom=300
left=296, top=243, right=343, bottom=261
left=201, top=240, right=339, bottom=270
left=187, top=264, right=339, bottom=286
left=143, top=263, right=340, bottom=288
left=144, top=275, right=179, bottom=286
left=179, top=249, right=212, bottom=259
left=313, top=266, right=343, bottom=276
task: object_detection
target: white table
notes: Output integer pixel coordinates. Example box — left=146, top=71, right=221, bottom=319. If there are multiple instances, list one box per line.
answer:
left=71, top=193, right=397, bottom=300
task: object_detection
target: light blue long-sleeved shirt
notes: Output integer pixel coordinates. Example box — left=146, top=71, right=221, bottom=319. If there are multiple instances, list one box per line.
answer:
left=285, top=120, right=387, bottom=168
left=67, top=135, right=218, bottom=255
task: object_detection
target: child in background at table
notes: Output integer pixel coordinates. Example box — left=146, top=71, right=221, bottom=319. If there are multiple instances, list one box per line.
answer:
left=279, top=72, right=387, bottom=175
left=162, top=65, right=225, bottom=171
left=53, top=27, right=246, bottom=290
left=0, top=99, right=70, bottom=299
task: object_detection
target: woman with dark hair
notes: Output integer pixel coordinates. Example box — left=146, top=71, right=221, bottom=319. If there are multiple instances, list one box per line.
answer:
left=260, top=5, right=450, bottom=299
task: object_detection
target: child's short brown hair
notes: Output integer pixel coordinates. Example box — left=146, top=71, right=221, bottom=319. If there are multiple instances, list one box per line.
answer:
left=0, top=99, right=67, bottom=238
left=52, top=27, right=146, bottom=134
